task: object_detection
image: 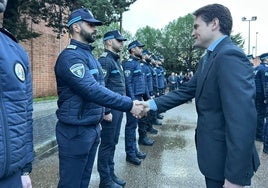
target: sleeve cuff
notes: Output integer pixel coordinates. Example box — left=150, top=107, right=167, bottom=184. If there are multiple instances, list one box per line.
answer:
left=149, top=99, right=158, bottom=111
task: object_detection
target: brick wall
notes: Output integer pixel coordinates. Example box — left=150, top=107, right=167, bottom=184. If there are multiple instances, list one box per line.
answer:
left=21, top=21, right=69, bottom=98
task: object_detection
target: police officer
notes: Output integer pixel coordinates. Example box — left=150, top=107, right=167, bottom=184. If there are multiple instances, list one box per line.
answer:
left=54, top=8, right=143, bottom=188
left=0, top=1, right=34, bottom=187
left=259, top=53, right=268, bottom=154
left=137, top=51, right=156, bottom=145
left=142, top=50, right=158, bottom=134
left=123, top=40, right=147, bottom=165
left=97, top=30, right=127, bottom=188
left=254, top=54, right=266, bottom=142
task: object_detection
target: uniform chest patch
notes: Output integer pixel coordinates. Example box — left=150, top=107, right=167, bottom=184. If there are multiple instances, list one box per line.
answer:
left=70, top=63, right=85, bottom=78
left=14, top=63, right=25, bottom=82
left=124, top=70, right=131, bottom=77
left=102, top=68, right=107, bottom=77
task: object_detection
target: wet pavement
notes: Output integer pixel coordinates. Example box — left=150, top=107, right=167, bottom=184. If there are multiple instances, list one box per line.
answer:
left=31, top=101, right=268, bottom=188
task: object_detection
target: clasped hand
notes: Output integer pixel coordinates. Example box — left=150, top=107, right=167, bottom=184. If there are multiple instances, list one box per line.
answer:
left=130, top=100, right=151, bottom=119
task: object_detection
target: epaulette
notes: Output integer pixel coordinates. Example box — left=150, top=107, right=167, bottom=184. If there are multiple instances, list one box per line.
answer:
left=0, top=28, right=18, bottom=43
left=99, top=52, right=108, bottom=58
left=127, top=58, right=133, bottom=61
left=66, top=44, right=77, bottom=50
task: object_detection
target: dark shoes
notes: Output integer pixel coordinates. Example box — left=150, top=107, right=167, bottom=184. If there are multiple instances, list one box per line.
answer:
left=126, top=155, right=141, bottom=165
left=255, top=136, right=264, bottom=142
left=139, top=136, right=154, bottom=146
left=157, top=114, right=164, bottom=119
left=136, top=151, right=147, bottom=159
left=99, top=181, right=122, bottom=188
left=147, top=127, right=158, bottom=134
left=154, top=119, right=162, bottom=126
left=112, top=176, right=126, bottom=187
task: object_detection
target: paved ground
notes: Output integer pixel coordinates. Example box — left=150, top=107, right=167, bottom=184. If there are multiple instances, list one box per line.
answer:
left=31, top=100, right=268, bottom=188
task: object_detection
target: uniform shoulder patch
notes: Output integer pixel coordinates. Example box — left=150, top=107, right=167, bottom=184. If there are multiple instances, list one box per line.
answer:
left=66, top=44, right=77, bottom=50
left=70, top=63, right=85, bottom=78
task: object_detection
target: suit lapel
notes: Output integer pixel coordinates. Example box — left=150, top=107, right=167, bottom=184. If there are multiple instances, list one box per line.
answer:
left=195, top=51, right=215, bottom=101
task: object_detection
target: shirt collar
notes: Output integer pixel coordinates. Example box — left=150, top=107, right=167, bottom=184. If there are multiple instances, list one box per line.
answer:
left=207, top=35, right=227, bottom=52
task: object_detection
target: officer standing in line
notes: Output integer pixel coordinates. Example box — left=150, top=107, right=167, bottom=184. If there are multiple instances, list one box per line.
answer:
left=150, top=55, right=163, bottom=125
left=259, top=53, right=268, bottom=153
left=123, top=40, right=147, bottom=165
left=54, top=8, right=143, bottom=188
left=97, top=30, right=127, bottom=188
left=156, top=57, right=166, bottom=96
left=253, top=54, right=266, bottom=142
left=155, top=57, right=165, bottom=120
left=142, top=50, right=158, bottom=134
left=0, top=0, right=34, bottom=187
left=136, top=51, right=156, bottom=146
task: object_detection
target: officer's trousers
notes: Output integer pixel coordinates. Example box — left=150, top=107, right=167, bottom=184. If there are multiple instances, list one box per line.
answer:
left=56, top=121, right=100, bottom=188
left=256, top=99, right=265, bottom=141
left=264, top=116, right=268, bottom=152
left=125, top=111, right=138, bottom=157
left=97, top=109, right=123, bottom=184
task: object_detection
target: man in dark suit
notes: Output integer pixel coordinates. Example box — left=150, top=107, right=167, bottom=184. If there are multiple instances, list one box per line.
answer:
left=141, top=3, right=260, bottom=188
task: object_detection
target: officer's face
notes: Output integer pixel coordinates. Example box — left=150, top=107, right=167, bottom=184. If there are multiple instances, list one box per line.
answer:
left=0, top=0, right=8, bottom=13
left=78, top=21, right=97, bottom=43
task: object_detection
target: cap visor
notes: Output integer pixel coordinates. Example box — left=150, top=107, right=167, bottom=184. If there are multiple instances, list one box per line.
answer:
left=116, top=36, right=127, bottom=41
left=84, top=18, right=103, bottom=26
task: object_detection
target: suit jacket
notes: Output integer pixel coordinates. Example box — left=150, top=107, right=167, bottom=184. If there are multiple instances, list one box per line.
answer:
left=154, top=37, right=260, bottom=186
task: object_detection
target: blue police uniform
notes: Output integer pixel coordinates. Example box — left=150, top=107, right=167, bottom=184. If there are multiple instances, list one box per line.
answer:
left=54, top=39, right=133, bottom=188
left=0, top=28, right=34, bottom=187
left=97, top=46, right=127, bottom=186
left=259, top=53, right=268, bottom=153
left=138, top=60, right=155, bottom=145
left=254, top=62, right=265, bottom=141
left=123, top=55, right=146, bottom=159
left=262, top=64, right=268, bottom=153
left=157, top=65, right=166, bottom=95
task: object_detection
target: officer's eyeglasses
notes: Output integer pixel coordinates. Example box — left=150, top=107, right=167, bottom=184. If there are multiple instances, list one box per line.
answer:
left=85, top=22, right=96, bottom=27
left=116, top=39, right=124, bottom=43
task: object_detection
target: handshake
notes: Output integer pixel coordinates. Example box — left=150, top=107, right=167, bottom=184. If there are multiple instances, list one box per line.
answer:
left=130, top=100, right=151, bottom=119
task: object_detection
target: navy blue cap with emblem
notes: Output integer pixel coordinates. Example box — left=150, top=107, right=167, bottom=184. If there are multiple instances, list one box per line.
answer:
left=246, top=54, right=254, bottom=60
left=260, top=53, right=268, bottom=61
left=103, top=30, right=127, bottom=41
left=67, top=8, right=103, bottom=27
left=127, top=40, right=145, bottom=50
left=142, top=49, right=152, bottom=55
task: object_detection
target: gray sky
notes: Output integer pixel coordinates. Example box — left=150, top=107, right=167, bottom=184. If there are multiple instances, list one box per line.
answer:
left=122, top=0, right=267, bottom=56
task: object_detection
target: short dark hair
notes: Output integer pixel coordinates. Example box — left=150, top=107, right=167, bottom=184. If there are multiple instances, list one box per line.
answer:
left=193, top=4, right=233, bottom=36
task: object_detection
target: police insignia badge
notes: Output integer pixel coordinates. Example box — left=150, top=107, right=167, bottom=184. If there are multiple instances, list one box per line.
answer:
left=14, top=63, right=26, bottom=82
left=102, top=68, right=107, bottom=77
left=70, top=63, right=85, bottom=78
left=124, top=70, right=131, bottom=77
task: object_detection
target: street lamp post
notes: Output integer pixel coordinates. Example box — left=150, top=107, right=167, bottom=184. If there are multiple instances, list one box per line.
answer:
left=242, top=16, right=257, bottom=55
left=255, top=32, right=259, bottom=56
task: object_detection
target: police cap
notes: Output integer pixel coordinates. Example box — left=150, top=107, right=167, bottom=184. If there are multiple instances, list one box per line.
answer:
left=67, top=8, right=103, bottom=27
left=142, top=49, right=152, bottom=55
left=103, top=30, right=127, bottom=41
left=128, top=40, right=145, bottom=50
left=260, top=53, right=268, bottom=61
left=246, top=54, right=254, bottom=60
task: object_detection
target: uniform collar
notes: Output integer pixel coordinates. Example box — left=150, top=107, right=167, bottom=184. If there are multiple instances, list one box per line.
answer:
left=105, top=49, right=120, bottom=60
left=70, top=39, right=95, bottom=51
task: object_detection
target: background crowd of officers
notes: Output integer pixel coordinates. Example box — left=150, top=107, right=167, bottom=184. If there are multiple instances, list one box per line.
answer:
left=248, top=53, right=268, bottom=155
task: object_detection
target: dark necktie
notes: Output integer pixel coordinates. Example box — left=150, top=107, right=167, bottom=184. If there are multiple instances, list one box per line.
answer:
left=201, top=50, right=211, bottom=72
